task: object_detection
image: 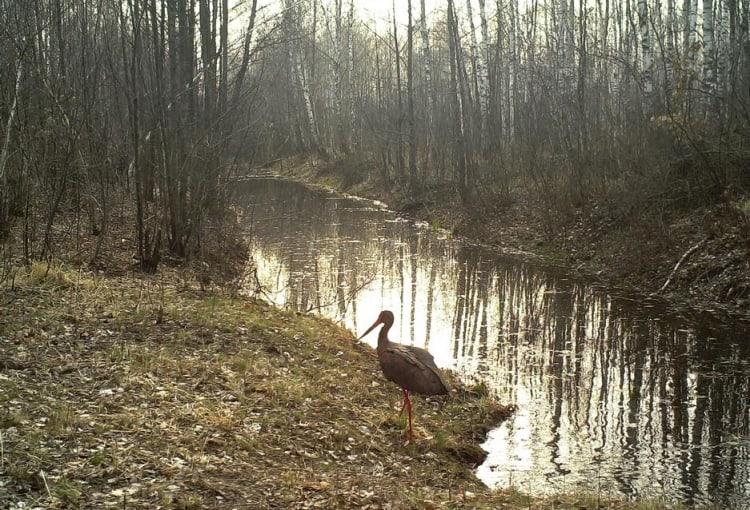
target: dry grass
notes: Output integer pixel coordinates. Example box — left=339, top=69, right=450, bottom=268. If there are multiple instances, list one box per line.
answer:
left=22, top=261, right=76, bottom=289
left=0, top=264, right=510, bottom=509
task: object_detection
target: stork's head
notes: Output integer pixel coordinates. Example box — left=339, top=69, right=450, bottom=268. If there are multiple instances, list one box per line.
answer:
left=357, top=310, right=394, bottom=340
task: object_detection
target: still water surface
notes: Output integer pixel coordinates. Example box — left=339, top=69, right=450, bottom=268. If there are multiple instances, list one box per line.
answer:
left=241, top=177, right=750, bottom=507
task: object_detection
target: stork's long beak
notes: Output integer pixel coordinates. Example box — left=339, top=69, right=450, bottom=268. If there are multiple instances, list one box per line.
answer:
left=357, top=318, right=382, bottom=340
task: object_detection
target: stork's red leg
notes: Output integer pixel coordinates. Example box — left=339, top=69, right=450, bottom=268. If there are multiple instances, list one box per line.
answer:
left=399, top=388, right=408, bottom=417
left=405, top=389, right=414, bottom=442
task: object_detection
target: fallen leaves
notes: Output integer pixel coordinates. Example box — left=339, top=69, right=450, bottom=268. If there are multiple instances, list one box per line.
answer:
left=0, top=265, right=519, bottom=509
left=302, top=480, right=330, bottom=492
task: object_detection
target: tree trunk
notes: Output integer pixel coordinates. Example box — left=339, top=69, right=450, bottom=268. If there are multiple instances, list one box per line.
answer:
left=703, top=0, right=716, bottom=102
left=407, top=0, right=418, bottom=190
left=492, top=0, right=504, bottom=145
left=335, top=0, right=346, bottom=152
left=375, top=40, right=391, bottom=191
left=744, top=0, right=750, bottom=109
left=639, top=0, right=653, bottom=97
left=199, top=0, right=217, bottom=124
left=448, top=0, right=468, bottom=201
left=347, top=0, right=356, bottom=148
left=286, top=0, right=324, bottom=155
left=392, top=3, right=404, bottom=181
left=232, top=0, right=258, bottom=105
left=578, top=0, right=589, bottom=157
left=0, top=53, right=24, bottom=237
left=665, top=0, right=675, bottom=93
left=420, top=0, right=434, bottom=127
left=219, top=0, right=228, bottom=112
left=465, top=0, right=483, bottom=133
left=478, top=0, right=491, bottom=146
left=509, top=0, right=518, bottom=138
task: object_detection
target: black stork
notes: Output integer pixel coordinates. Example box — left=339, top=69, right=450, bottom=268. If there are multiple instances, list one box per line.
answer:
left=358, top=310, right=449, bottom=442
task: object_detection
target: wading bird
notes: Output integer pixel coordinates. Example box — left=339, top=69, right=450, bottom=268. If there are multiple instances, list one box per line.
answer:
left=358, top=310, right=449, bottom=442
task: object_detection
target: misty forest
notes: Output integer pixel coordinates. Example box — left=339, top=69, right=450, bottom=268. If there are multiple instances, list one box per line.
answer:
left=1, top=0, right=749, bottom=508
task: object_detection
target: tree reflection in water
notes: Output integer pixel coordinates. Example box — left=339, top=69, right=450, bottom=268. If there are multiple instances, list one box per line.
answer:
left=242, top=178, right=750, bottom=507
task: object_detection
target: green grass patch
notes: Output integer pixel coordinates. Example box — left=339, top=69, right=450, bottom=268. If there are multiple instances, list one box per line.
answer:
left=47, top=403, right=78, bottom=435
left=53, top=476, right=83, bottom=506
left=736, top=197, right=750, bottom=220
left=23, top=261, right=76, bottom=289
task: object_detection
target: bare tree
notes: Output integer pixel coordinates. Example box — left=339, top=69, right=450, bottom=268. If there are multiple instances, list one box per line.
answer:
left=1, top=0, right=748, bottom=275
left=408, top=0, right=418, bottom=190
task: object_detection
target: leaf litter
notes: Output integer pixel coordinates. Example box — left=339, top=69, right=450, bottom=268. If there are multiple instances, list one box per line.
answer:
left=0, top=263, right=524, bottom=509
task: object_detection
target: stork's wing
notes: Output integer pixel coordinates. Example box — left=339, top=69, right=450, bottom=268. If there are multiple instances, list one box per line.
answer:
left=385, top=344, right=450, bottom=394
left=386, top=344, right=425, bottom=368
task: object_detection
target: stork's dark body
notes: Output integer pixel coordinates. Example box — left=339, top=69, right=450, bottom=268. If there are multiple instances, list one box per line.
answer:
left=376, top=326, right=449, bottom=396
left=359, top=310, right=449, bottom=441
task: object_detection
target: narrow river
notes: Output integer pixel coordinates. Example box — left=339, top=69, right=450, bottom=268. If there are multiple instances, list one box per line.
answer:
left=240, top=177, right=750, bottom=507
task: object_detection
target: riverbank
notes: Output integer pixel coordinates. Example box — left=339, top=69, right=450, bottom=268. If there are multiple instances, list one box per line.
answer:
left=263, top=155, right=750, bottom=324
left=0, top=261, right=510, bottom=508
left=1, top=207, right=694, bottom=509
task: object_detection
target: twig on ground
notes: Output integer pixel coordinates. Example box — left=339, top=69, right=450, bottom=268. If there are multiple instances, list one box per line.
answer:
left=651, top=238, right=707, bottom=296
left=40, top=470, right=51, bottom=499
left=305, top=275, right=376, bottom=315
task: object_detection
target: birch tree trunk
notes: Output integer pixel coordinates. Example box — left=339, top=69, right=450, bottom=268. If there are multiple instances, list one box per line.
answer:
left=219, top=0, right=228, bottom=112
left=509, top=0, right=518, bottom=138
left=392, top=3, right=405, bottom=181
left=578, top=0, right=589, bottom=156
left=666, top=0, right=675, bottom=92
left=335, top=0, right=346, bottom=152
left=682, top=0, right=699, bottom=114
left=559, top=0, right=570, bottom=83
left=465, top=0, right=488, bottom=140
left=478, top=0, right=491, bottom=146
left=286, top=0, right=324, bottom=155
left=0, top=52, right=24, bottom=235
left=703, top=0, right=716, bottom=101
left=492, top=0, right=505, bottom=143
left=420, top=0, right=434, bottom=138
left=407, top=0, right=418, bottom=189
left=347, top=0, right=355, bottom=148
left=448, top=0, right=467, bottom=200
left=689, top=0, right=699, bottom=59
left=626, top=0, right=636, bottom=68
left=232, top=0, right=258, bottom=106
left=199, top=0, right=217, bottom=124
left=639, top=0, right=653, bottom=96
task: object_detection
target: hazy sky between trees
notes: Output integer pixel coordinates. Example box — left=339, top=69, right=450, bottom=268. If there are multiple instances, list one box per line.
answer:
left=243, top=0, right=453, bottom=32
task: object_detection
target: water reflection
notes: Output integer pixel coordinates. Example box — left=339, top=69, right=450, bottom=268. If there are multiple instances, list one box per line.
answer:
left=240, top=178, right=750, bottom=507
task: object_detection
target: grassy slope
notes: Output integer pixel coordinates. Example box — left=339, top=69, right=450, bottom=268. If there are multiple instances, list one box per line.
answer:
left=268, top=156, right=750, bottom=322
left=0, top=264, right=499, bottom=508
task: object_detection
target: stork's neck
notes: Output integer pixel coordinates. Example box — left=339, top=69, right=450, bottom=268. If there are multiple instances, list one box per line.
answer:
left=377, top=321, right=392, bottom=350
